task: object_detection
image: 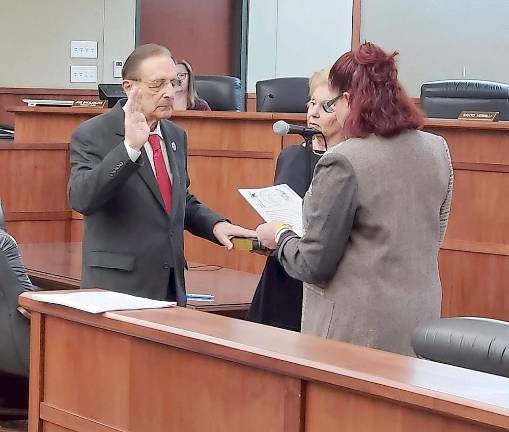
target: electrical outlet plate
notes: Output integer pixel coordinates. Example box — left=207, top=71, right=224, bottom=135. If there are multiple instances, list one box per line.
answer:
left=71, top=40, right=98, bottom=59
left=70, top=65, right=97, bottom=83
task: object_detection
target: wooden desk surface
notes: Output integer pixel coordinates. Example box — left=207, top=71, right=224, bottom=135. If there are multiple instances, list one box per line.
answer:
left=20, top=292, right=509, bottom=431
left=19, top=242, right=259, bottom=316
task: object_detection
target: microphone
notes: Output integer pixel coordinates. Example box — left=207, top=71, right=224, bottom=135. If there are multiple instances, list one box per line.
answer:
left=272, top=120, right=321, bottom=138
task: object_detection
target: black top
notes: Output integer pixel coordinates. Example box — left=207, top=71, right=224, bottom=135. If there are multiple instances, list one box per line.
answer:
left=247, top=144, right=323, bottom=331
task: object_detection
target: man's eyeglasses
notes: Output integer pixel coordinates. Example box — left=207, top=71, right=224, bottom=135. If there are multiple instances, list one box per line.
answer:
left=176, top=72, right=189, bottom=80
left=129, top=78, right=181, bottom=93
left=322, top=95, right=342, bottom=114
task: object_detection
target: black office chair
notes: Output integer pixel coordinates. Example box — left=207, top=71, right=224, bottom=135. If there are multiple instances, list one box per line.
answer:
left=194, top=75, right=244, bottom=111
left=0, top=123, right=14, bottom=140
left=420, top=80, right=509, bottom=120
left=256, top=77, right=309, bottom=113
left=412, top=317, right=509, bottom=378
left=98, top=84, right=126, bottom=108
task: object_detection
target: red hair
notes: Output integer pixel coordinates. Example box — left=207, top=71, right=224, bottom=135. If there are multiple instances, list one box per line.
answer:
left=329, top=42, right=424, bottom=138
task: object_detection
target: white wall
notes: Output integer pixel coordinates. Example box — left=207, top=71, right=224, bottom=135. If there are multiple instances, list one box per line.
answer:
left=361, top=0, right=509, bottom=97
left=247, top=0, right=353, bottom=92
left=0, top=0, right=136, bottom=89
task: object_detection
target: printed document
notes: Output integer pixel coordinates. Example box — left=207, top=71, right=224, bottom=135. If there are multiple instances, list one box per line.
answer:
left=30, top=291, right=176, bottom=314
left=239, top=184, right=303, bottom=236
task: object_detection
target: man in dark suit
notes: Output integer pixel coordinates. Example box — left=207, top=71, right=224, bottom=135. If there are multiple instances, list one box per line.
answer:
left=68, top=44, right=254, bottom=304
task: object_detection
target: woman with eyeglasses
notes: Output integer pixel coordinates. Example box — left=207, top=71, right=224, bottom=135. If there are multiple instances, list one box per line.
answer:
left=247, top=69, right=344, bottom=332
left=256, top=42, right=453, bottom=356
left=173, top=59, right=211, bottom=111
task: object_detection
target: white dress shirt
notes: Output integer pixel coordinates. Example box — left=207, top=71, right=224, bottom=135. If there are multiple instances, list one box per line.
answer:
left=123, top=113, right=173, bottom=182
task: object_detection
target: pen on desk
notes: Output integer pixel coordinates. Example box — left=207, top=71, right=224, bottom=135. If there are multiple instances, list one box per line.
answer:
left=186, top=293, right=214, bottom=300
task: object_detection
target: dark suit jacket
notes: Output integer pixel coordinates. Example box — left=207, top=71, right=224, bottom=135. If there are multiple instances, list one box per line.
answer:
left=246, top=144, right=322, bottom=331
left=68, top=100, right=224, bottom=305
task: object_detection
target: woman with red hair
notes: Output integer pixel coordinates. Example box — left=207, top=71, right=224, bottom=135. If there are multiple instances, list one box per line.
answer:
left=256, top=43, right=453, bottom=356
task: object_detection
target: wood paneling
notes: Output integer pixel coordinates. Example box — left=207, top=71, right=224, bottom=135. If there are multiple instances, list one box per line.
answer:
left=0, top=147, right=68, bottom=211
left=41, top=316, right=301, bottom=432
left=18, top=242, right=259, bottom=316
left=0, top=88, right=98, bottom=125
left=440, top=249, right=509, bottom=319
left=6, top=107, right=509, bottom=319
left=139, top=0, right=236, bottom=75
left=352, top=0, right=362, bottom=50
left=7, top=221, right=70, bottom=244
left=20, top=295, right=509, bottom=432
left=305, top=382, right=498, bottom=432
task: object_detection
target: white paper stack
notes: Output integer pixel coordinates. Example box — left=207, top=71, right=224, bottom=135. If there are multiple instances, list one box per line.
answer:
left=31, top=291, right=176, bottom=314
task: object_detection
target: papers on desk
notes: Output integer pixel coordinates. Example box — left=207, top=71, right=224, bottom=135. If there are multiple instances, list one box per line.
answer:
left=239, top=184, right=303, bottom=236
left=22, top=98, right=75, bottom=107
left=30, top=291, right=176, bottom=314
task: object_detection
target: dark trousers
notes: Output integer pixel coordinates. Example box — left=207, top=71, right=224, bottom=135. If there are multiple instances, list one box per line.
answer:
left=166, top=268, right=177, bottom=302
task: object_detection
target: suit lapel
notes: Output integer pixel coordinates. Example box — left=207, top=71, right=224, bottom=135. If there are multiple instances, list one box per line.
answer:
left=111, top=101, right=168, bottom=213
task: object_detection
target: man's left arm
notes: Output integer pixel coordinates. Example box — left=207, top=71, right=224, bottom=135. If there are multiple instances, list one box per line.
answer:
left=182, top=132, right=255, bottom=248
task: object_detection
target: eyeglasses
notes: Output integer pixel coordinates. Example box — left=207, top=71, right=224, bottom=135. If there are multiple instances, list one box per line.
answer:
left=176, top=72, right=189, bottom=80
left=129, top=78, right=181, bottom=93
left=322, top=95, right=342, bottom=114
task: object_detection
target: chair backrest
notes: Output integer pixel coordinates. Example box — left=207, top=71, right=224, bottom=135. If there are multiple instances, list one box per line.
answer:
left=194, top=75, right=244, bottom=111
left=0, top=250, right=30, bottom=377
left=256, top=77, right=309, bottom=113
left=412, top=317, right=509, bottom=378
left=420, top=80, right=509, bottom=120
left=0, top=197, right=5, bottom=230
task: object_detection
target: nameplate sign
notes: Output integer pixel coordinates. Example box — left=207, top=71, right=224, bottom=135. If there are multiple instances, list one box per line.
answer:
left=458, top=111, right=500, bottom=122
left=72, top=100, right=107, bottom=108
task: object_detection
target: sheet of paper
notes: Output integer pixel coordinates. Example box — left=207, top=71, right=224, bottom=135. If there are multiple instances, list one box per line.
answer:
left=30, top=291, right=176, bottom=314
left=239, top=184, right=303, bottom=236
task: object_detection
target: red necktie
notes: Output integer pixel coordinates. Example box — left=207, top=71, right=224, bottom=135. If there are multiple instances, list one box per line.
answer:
left=148, top=134, right=172, bottom=213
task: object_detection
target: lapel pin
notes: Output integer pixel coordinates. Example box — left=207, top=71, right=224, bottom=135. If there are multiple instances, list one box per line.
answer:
left=171, top=141, right=177, bottom=152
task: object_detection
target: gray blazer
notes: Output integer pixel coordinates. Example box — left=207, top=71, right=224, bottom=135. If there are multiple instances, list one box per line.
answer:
left=277, top=130, right=453, bottom=356
left=68, top=100, right=224, bottom=305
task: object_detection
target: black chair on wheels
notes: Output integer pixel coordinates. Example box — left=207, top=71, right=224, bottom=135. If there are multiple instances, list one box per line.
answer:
left=194, top=75, right=244, bottom=111
left=420, top=80, right=509, bottom=120
left=256, top=77, right=309, bottom=113
left=412, top=317, right=509, bottom=378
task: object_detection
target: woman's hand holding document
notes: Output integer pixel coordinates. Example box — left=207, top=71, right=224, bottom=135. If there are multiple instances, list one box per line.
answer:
left=239, top=184, right=303, bottom=236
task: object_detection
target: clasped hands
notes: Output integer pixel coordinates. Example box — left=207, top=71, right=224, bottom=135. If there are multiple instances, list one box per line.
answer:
left=214, top=221, right=284, bottom=252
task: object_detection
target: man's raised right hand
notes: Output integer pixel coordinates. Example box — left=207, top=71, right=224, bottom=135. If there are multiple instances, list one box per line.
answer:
left=124, top=86, right=150, bottom=151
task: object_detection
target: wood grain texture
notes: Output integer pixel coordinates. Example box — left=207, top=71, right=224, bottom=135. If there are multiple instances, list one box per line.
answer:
left=139, top=0, right=236, bottom=75
left=305, top=382, right=502, bottom=432
left=352, top=0, right=362, bottom=50
left=6, top=107, right=509, bottom=319
left=19, top=295, right=509, bottom=432
left=18, top=242, right=258, bottom=315
left=28, top=312, right=43, bottom=432
left=0, top=87, right=98, bottom=125
left=42, top=316, right=301, bottom=432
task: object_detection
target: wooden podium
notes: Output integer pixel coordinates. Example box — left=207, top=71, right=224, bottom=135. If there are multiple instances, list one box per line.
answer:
left=20, top=291, right=509, bottom=432
left=2, top=107, right=509, bottom=320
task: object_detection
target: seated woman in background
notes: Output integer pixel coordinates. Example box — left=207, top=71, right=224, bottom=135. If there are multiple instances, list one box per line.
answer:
left=256, top=42, right=453, bottom=356
left=246, top=69, right=344, bottom=332
left=173, top=59, right=211, bottom=111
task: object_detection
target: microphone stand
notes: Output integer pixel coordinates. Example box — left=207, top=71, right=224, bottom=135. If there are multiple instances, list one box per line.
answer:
left=304, top=135, right=314, bottom=189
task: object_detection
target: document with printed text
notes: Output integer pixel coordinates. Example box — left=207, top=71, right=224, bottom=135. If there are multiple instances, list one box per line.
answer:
left=239, top=184, right=303, bottom=236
